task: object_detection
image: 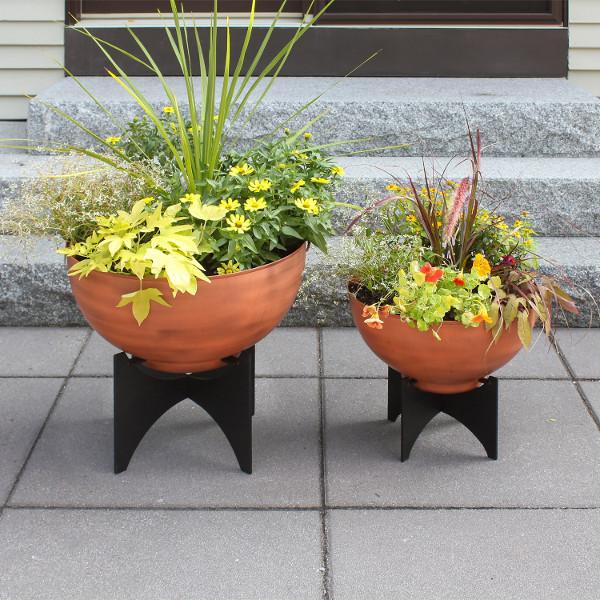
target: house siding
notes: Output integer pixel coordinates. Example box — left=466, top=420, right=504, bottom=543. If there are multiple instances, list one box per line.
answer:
left=569, top=0, right=600, bottom=95
left=0, top=0, right=65, bottom=119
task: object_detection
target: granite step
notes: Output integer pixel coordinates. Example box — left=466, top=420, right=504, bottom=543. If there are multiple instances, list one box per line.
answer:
left=2, top=153, right=600, bottom=237
left=27, top=77, right=600, bottom=158
left=0, top=235, right=597, bottom=328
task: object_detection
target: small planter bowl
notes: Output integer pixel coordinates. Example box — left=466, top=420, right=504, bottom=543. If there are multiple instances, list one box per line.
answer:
left=349, top=292, right=528, bottom=394
left=67, top=243, right=307, bottom=373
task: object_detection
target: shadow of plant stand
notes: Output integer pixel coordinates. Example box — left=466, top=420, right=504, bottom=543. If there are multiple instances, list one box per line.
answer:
left=387, top=367, right=498, bottom=462
left=113, top=347, right=255, bottom=475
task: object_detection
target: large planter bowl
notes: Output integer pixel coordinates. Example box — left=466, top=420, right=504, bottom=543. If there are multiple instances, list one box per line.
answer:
left=67, top=243, right=307, bottom=373
left=350, top=293, right=527, bottom=394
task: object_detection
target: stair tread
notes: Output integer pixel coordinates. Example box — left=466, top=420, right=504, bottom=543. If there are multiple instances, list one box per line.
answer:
left=27, top=77, right=600, bottom=158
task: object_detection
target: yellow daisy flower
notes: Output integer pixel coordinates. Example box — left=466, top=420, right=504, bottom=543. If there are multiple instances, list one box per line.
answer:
left=225, top=214, right=251, bottom=234
left=220, top=198, right=241, bottom=212
left=216, top=260, right=241, bottom=275
left=180, top=193, right=201, bottom=204
left=295, top=197, right=320, bottom=215
left=248, top=178, right=272, bottom=193
left=229, top=163, right=255, bottom=177
left=244, top=197, right=267, bottom=212
left=290, top=179, right=305, bottom=193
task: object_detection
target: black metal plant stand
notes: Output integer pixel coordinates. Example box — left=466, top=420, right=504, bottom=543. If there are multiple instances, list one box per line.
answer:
left=387, top=367, right=498, bottom=462
left=113, top=347, right=255, bottom=475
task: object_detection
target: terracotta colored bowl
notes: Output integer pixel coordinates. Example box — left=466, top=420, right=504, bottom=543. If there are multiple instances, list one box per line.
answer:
left=67, top=243, right=307, bottom=373
left=350, top=293, right=527, bottom=394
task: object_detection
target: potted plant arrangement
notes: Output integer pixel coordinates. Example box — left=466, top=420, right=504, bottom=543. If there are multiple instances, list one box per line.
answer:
left=335, top=131, right=579, bottom=394
left=3, top=0, right=354, bottom=374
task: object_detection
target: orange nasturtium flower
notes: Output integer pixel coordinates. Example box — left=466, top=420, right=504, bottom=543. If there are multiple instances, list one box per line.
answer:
left=362, top=304, right=386, bottom=329
left=471, top=305, right=493, bottom=325
left=420, top=263, right=444, bottom=284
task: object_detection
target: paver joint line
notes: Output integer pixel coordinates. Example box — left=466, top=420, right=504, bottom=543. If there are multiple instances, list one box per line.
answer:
left=317, top=328, right=333, bottom=600
left=553, top=335, right=600, bottom=430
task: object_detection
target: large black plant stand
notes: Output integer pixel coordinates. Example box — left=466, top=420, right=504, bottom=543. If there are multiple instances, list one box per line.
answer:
left=387, top=367, right=498, bottom=462
left=113, top=347, right=255, bottom=475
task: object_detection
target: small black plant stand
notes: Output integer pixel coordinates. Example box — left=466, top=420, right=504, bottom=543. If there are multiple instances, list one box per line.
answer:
left=113, top=347, right=255, bottom=475
left=387, top=367, right=498, bottom=462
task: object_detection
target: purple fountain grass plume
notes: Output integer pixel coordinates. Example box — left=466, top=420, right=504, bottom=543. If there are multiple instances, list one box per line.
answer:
left=442, top=176, right=471, bottom=244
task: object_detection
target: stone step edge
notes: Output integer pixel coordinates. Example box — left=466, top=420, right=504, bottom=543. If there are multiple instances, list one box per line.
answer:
left=0, top=235, right=597, bottom=328
left=2, top=154, right=600, bottom=237
left=27, top=77, right=600, bottom=158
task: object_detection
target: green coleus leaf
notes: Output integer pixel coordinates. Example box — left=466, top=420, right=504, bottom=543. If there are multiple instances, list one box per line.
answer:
left=116, top=287, right=171, bottom=326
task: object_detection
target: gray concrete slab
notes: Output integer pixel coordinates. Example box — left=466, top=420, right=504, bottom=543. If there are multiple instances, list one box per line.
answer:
left=493, top=335, right=568, bottom=379
left=0, top=508, right=322, bottom=600
left=74, top=328, right=319, bottom=377
left=324, top=379, right=600, bottom=507
left=322, top=327, right=568, bottom=379
left=0, top=378, right=62, bottom=505
left=0, top=327, right=88, bottom=376
left=580, top=381, right=600, bottom=419
left=322, top=328, right=388, bottom=378
left=10, top=377, right=321, bottom=508
left=328, top=508, right=600, bottom=600
left=555, top=329, right=600, bottom=378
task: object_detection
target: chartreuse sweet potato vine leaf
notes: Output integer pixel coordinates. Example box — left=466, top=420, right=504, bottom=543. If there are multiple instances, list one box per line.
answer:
left=59, top=199, right=218, bottom=325
left=116, top=288, right=171, bottom=326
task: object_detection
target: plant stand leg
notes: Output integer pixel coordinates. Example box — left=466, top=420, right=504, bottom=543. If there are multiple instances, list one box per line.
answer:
left=113, top=347, right=255, bottom=475
left=387, top=375, right=499, bottom=462
left=387, top=367, right=403, bottom=422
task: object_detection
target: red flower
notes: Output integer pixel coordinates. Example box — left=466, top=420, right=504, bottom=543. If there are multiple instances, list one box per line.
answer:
left=501, top=255, right=517, bottom=268
left=453, top=276, right=465, bottom=286
left=420, top=263, right=444, bottom=283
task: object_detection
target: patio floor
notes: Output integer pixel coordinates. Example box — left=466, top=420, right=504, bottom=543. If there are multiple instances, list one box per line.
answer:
left=1, top=326, right=599, bottom=599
